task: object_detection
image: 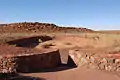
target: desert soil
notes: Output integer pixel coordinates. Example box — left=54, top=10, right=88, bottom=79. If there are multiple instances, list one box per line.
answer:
left=22, top=67, right=120, bottom=80
left=1, top=22, right=120, bottom=80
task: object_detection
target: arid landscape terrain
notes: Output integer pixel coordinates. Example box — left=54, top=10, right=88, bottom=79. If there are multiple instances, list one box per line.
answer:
left=1, top=22, right=120, bottom=80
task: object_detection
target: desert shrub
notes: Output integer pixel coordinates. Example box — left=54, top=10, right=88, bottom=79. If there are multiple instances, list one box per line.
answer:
left=41, top=42, right=54, bottom=48
left=93, top=36, right=100, bottom=40
left=113, top=40, right=120, bottom=47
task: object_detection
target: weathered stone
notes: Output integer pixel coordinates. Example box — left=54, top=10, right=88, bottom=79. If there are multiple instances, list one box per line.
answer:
left=0, top=49, right=61, bottom=73
left=78, top=57, right=88, bottom=67
left=88, top=63, right=98, bottom=69
left=0, top=57, right=17, bottom=73
left=101, top=58, right=108, bottom=64
left=68, top=49, right=120, bottom=72
left=68, top=50, right=83, bottom=66
left=115, top=59, right=120, bottom=64
left=68, top=50, right=89, bottom=67
left=16, top=50, right=61, bottom=73
left=98, top=63, right=105, bottom=70
left=116, top=65, right=120, bottom=71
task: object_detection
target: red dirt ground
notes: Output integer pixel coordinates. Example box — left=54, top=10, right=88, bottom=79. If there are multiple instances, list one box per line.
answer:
left=22, top=67, right=120, bottom=80
left=1, top=22, right=120, bottom=80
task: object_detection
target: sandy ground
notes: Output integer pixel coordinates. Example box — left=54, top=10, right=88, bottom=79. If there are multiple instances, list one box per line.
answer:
left=22, top=67, right=120, bottom=80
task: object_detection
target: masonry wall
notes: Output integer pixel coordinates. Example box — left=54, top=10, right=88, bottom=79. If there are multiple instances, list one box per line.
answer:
left=68, top=50, right=120, bottom=71
left=16, top=50, right=61, bottom=72
left=0, top=50, right=61, bottom=73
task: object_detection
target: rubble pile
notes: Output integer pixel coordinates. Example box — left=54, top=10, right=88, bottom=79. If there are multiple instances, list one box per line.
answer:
left=68, top=50, right=120, bottom=71
left=0, top=56, right=17, bottom=73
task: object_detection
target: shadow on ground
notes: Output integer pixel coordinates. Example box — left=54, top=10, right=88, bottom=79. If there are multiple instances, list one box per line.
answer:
left=7, top=36, right=53, bottom=48
left=17, top=55, right=77, bottom=73
left=0, top=74, right=46, bottom=80
left=18, top=64, right=76, bottom=73
left=0, top=64, right=75, bottom=80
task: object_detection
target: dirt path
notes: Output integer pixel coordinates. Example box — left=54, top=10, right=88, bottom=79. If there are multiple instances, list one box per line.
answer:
left=22, top=67, right=120, bottom=80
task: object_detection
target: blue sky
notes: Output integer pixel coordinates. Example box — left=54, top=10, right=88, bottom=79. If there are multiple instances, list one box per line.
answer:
left=0, top=0, right=120, bottom=30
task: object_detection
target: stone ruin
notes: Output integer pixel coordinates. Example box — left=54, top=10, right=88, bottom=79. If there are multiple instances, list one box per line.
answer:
left=68, top=49, right=120, bottom=71
left=1, top=44, right=120, bottom=74
left=1, top=35, right=120, bottom=79
left=0, top=48, right=61, bottom=74
left=0, top=35, right=63, bottom=75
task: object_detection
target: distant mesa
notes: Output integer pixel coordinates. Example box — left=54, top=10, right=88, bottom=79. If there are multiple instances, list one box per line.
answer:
left=0, top=22, right=93, bottom=33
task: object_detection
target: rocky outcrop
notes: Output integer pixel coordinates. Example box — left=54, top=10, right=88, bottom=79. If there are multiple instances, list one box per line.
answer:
left=68, top=49, right=120, bottom=71
left=0, top=22, right=93, bottom=33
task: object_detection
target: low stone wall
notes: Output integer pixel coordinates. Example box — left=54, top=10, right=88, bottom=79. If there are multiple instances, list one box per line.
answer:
left=16, top=50, right=61, bottom=72
left=0, top=50, right=61, bottom=73
left=68, top=50, right=120, bottom=71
